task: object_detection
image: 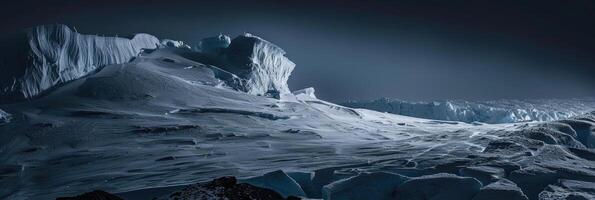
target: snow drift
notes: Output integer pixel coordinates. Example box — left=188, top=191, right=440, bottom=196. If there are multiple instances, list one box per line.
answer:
left=0, top=24, right=160, bottom=103
left=343, top=98, right=595, bottom=124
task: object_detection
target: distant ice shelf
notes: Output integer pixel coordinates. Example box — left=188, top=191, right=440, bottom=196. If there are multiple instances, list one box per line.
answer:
left=343, top=98, right=595, bottom=124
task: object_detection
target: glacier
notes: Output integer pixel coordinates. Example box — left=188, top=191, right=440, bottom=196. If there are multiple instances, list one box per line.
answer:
left=0, top=24, right=160, bottom=103
left=1, top=24, right=594, bottom=200
left=0, top=25, right=295, bottom=103
left=343, top=98, right=595, bottom=124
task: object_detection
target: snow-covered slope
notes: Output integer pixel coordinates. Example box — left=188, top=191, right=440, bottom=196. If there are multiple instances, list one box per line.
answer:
left=343, top=98, right=595, bottom=124
left=0, top=24, right=160, bottom=103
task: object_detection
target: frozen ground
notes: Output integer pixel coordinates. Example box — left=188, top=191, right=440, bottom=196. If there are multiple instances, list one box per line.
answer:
left=0, top=25, right=594, bottom=200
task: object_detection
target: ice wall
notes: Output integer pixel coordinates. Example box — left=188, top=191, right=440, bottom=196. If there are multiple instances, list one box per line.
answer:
left=343, top=98, right=595, bottom=124
left=0, top=24, right=160, bottom=103
left=222, top=33, right=295, bottom=96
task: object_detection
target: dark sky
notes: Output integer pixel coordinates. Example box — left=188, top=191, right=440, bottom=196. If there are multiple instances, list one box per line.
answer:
left=2, top=0, right=594, bottom=102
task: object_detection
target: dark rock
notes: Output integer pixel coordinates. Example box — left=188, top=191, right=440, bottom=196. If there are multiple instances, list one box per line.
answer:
left=157, top=176, right=287, bottom=200
left=241, top=170, right=306, bottom=198
left=56, top=190, right=123, bottom=200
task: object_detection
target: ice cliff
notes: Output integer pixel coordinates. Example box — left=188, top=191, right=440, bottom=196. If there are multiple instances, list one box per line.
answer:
left=0, top=24, right=295, bottom=103
left=220, top=33, right=295, bottom=97
left=0, top=24, right=160, bottom=103
left=343, top=98, right=595, bottom=124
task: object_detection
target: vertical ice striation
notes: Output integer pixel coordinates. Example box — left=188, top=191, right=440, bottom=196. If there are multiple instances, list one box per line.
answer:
left=0, top=24, right=160, bottom=103
left=223, top=33, right=295, bottom=97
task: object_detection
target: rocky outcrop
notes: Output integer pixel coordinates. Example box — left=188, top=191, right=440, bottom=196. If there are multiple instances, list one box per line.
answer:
left=157, top=177, right=290, bottom=200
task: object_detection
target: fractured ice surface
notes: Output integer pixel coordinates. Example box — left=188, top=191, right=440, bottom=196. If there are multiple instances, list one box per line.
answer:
left=472, top=179, right=529, bottom=200
left=539, top=179, right=595, bottom=200
left=321, top=172, right=408, bottom=200
left=395, top=173, right=483, bottom=200
left=1, top=26, right=594, bottom=200
left=344, top=98, right=595, bottom=124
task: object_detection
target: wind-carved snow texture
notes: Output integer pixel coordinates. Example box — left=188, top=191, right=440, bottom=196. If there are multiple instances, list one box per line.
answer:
left=0, top=24, right=160, bottom=103
left=154, top=112, right=595, bottom=200
left=222, top=33, right=295, bottom=97
left=343, top=98, right=595, bottom=124
left=2, top=25, right=595, bottom=200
